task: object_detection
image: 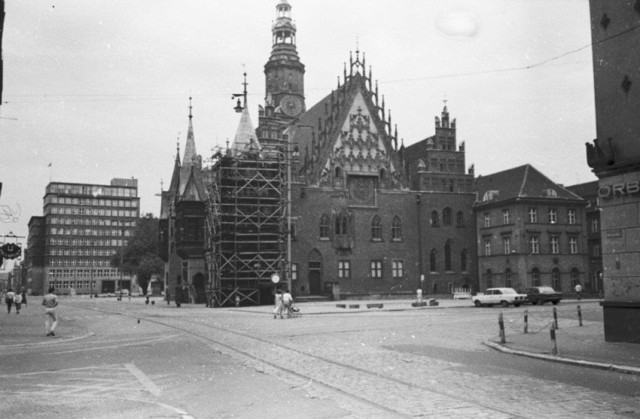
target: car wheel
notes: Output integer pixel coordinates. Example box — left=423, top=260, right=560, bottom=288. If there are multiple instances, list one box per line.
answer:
left=501, top=301, right=509, bottom=308
left=514, top=303, right=520, bottom=307
left=552, top=300, right=559, bottom=305
left=531, top=300, right=538, bottom=305
left=474, top=300, right=482, bottom=307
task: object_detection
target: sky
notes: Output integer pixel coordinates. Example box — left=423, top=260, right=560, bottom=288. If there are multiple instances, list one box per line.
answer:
left=0, top=0, right=598, bottom=271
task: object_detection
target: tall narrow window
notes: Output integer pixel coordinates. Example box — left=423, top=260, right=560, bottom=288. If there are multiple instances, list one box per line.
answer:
left=430, top=249, right=437, bottom=272
left=456, top=211, right=464, bottom=228
left=484, top=213, right=491, bottom=228
left=443, top=208, right=452, bottom=226
left=392, top=260, right=404, bottom=278
left=431, top=210, right=439, bottom=227
left=532, top=268, right=541, bottom=286
left=530, top=236, right=540, bottom=254
left=503, top=236, right=511, bottom=255
left=338, top=260, right=351, bottom=279
left=569, top=236, right=578, bottom=254
left=370, top=260, right=383, bottom=279
left=568, top=209, right=576, bottom=224
left=550, top=235, right=559, bottom=254
left=528, top=208, right=538, bottom=223
left=460, top=249, right=468, bottom=271
left=444, top=241, right=452, bottom=271
left=505, top=268, right=512, bottom=288
left=319, top=214, right=330, bottom=239
left=548, top=208, right=557, bottom=224
left=503, top=209, right=510, bottom=225
left=391, top=216, right=403, bottom=241
left=371, top=215, right=382, bottom=241
left=484, top=239, right=491, bottom=256
left=552, top=268, right=561, bottom=290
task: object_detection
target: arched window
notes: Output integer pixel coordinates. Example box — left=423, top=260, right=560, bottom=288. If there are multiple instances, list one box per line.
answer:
left=431, top=210, right=439, bottom=227
left=443, top=207, right=452, bottom=226
left=371, top=215, right=382, bottom=240
left=319, top=214, right=330, bottom=239
left=335, top=166, right=343, bottom=187
left=444, top=240, right=452, bottom=271
left=552, top=268, right=561, bottom=290
left=460, top=249, right=467, bottom=272
left=335, top=214, right=348, bottom=235
left=391, top=216, right=403, bottom=241
left=430, top=249, right=437, bottom=272
left=456, top=211, right=464, bottom=228
left=532, top=268, right=541, bottom=286
left=505, top=268, right=512, bottom=288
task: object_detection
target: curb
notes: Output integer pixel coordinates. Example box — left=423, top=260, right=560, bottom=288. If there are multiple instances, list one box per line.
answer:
left=0, top=332, right=95, bottom=349
left=483, top=340, right=640, bottom=376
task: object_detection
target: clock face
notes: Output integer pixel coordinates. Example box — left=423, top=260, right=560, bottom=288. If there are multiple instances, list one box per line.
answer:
left=280, top=95, right=303, bottom=117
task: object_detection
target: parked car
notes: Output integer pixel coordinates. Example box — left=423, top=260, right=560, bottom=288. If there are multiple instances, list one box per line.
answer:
left=472, top=288, right=528, bottom=308
left=523, top=286, right=563, bottom=305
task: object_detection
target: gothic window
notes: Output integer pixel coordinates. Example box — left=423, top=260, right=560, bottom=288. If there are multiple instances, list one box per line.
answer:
left=443, top=207, right=452, bottom=226
left=371, top=215, right=382, bottom=241
left=529, top=208, right=538, bottom=223
left=335, top=214, right=348, bottom=236
left=530, top=236, right=540, bottom=254
left=503, top=236, right=511, bottom=254
left=568, top=209, right=577, bottom=224
left=460, top=249, right=468, bottom=272
left=431, top=210, right=439, bottom=227
left=444, top=240, right=452, bottom=271
left=430, top=249, right=437, bottom=272
left=503, top=209, right=510, bottom=224
left=569, top=236, right=578, bottom=254
left=570, top=268, right=580, bottom=288
left=550, top=235, right=559, bottom=254
left=319, top=214, right=330, bottom=239
left=391, top=216, right=403, bottom=241
left=455, top=211, right=463, bottom=228
left=548, top=208, right=557, bottom=224
left=335, top=166, right=343, bottom=188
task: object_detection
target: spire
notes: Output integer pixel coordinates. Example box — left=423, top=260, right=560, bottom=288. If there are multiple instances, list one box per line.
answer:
left=168, top=136, right=181, bottom=194
left=182, top=97, right=197, bottom=167
left=231, top=107, right=260, bottom=154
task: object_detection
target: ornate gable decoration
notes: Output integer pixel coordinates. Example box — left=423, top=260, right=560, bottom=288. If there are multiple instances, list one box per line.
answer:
left=332, top=95, right=389, bottom=177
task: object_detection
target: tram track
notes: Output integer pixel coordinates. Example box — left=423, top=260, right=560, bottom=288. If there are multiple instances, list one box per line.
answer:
left=83, top=304, right=526, bottom=418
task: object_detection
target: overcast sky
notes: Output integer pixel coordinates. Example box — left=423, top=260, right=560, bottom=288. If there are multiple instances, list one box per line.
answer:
left=0, top=0, right=597, bottom=271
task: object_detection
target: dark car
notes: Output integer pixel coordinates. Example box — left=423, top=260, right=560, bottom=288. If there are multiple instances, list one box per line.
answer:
left=523, top=286, right=563, bottom=305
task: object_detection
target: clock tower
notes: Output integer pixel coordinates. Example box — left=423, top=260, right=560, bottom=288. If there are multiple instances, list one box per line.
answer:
left=263, top=0, right=305, bottom=119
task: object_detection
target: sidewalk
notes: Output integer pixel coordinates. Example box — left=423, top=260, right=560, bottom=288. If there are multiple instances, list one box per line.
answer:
left=2, top=296, right=639, bottom=376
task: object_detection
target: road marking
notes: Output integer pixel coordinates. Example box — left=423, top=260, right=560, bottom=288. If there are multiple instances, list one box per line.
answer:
left=125, top=363, right=162, bottom=396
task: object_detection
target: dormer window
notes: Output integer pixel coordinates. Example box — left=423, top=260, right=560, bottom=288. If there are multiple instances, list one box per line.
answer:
left=482, top=190, right=499, bottom=201
left=544, top=188, right=558, bottom=197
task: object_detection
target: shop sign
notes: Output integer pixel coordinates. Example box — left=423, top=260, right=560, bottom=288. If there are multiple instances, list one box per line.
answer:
left=598, top=181, right=640, bottom=199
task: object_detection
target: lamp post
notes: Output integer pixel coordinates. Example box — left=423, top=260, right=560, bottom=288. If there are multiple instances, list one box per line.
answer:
left=416, top=194, right=424, bottom=291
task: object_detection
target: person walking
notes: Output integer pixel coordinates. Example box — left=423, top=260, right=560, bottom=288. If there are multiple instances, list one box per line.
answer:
left=21, top=289, right=27, bottom=308
left=273, top=289, right=284, bottom=319
left=282, top=289, right=293, bottom=318
left=575, top=283, right=582, bottom=301
left=42, top=286, right=59, bottom=336
left=13, top=291, right=22, bottom=314
left=5, top=288, right=15, bottom=314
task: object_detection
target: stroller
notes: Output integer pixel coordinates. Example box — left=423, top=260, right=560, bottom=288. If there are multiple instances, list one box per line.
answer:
left=288, top=305, right=301, bottom=318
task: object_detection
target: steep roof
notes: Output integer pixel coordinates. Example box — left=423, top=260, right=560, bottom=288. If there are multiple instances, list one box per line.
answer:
left=291, top=69, right=405, bottom=187
left=231, top=107, right=260, bottom=155
left=566, top=180, right=599, bottom=198
left=475, top=164, right=583, bottom=205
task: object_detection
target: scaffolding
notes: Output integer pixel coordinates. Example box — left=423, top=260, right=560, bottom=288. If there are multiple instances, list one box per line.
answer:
left=205, top=147, right=286, bottom=307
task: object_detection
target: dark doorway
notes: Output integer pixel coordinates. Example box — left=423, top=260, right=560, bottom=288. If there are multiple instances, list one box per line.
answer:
left=309, top=269, right=321, bottom=295
left=192, top=273, right=206, bottom=304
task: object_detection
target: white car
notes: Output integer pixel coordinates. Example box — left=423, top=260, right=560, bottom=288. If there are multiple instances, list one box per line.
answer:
left=472, top=288, right=527, bottom=308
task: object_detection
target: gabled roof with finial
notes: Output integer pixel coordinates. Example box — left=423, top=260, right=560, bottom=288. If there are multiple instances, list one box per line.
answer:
left=231, top=107, right=260, bottom=155
left=179, top=97, right=201, bottom=196
left=291, top=50, right=406, bottom=188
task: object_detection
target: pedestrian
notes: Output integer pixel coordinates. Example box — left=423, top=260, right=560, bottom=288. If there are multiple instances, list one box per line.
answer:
left=21, top=289, right=27, bottom=307
left=273, top=288, right=284, bottom=319
left=283, top=289, right=293, bottom=318
left=13, top=291, right=22, bottom=314
left=166, top=289, right=170, bottom=305
left=42, top=286, right=58, bottom=336
left=175, top=285, right=182, bottom=308
left=575, top=283, right=582, bottom=301
left=5, top=288, right=14, bottom=314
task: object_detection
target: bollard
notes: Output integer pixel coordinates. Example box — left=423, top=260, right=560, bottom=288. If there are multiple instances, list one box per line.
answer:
left=498, top=312, right=506, bottom=344
left=553, top=307, right=559, bottom=330
left=550, top=322, right=558, bottom=355
left=577, top=305, right=583, bottom=327
left=524, top=309, right=528, bottom=334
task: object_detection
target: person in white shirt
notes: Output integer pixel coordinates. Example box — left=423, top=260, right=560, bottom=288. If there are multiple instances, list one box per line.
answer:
left=42, top=287, right=59, bottom=336
left=5, top=288, right=15, bottom=313
left=282, top=290, right=293, bottom=318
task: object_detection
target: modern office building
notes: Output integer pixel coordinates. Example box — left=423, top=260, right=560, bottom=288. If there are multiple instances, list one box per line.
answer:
left=27, top=178, right=139, bottom=295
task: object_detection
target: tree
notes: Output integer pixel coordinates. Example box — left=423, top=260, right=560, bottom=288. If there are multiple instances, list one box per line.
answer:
left=112, top=214, right=164, bottom=295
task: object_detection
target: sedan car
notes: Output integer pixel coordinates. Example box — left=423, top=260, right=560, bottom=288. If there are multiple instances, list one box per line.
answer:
left=523, top=286, right=563, bottom=305
left=471, top=288, right=528, bottom=308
